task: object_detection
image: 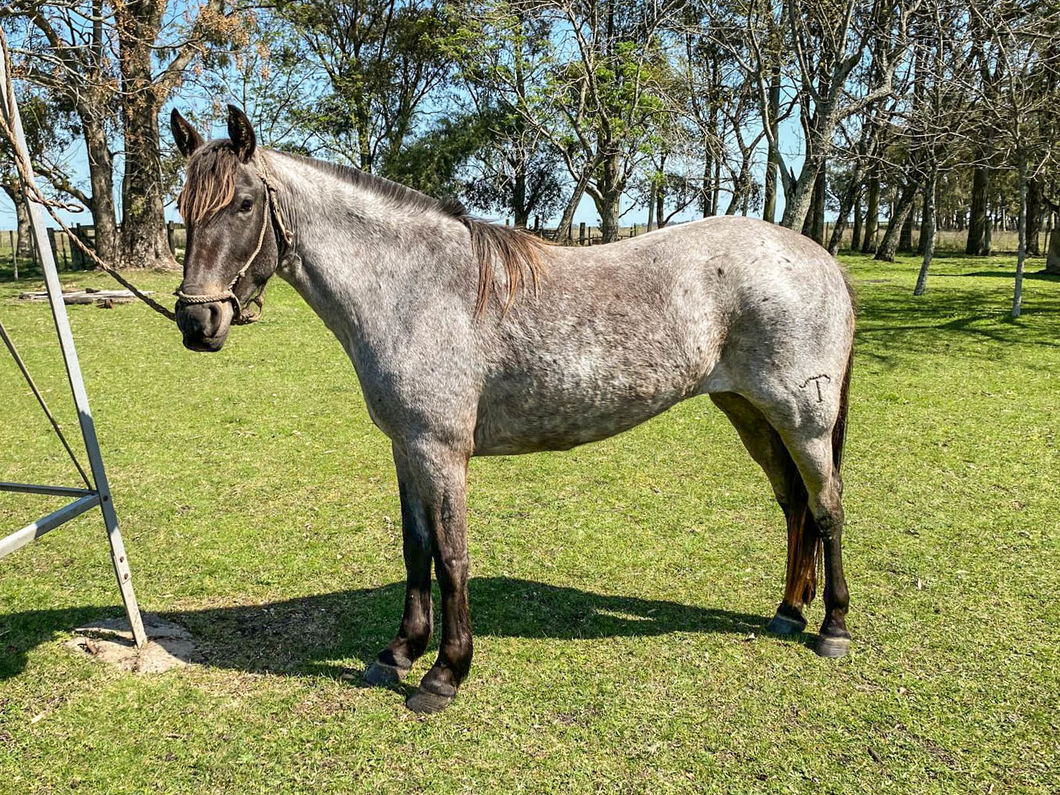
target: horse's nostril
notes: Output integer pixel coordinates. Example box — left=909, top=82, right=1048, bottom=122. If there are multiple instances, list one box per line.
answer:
left=178, top=304, right=214, bottom=340
left=207, top=302, right=223, bottom=328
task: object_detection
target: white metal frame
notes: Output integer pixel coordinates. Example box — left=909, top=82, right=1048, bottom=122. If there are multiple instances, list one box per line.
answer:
left=0, top=44, right=147, bottom=648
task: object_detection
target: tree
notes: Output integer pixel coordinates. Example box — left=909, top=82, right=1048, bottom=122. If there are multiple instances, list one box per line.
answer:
left=902, top=4, right=976, bottom=296
left=469, top=0, right=684, bottom=243
left=447, top=4, right=565, bottom=226
left=4, top=0, right=242, bottom=268
left=114, top=0, right=237, bottom=268
left=0, top=89, right=75, bottom=263
left=972, top=3, right=1060, bottom=316
left=742, top=0, right=919, bottom=231
left=3, top=1, right=123, bottom=264
left=275, top=0, right=455, bottom=173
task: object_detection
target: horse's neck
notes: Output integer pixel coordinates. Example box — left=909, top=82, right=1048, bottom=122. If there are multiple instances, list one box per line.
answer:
left=269, top=154, right=468, bottom=352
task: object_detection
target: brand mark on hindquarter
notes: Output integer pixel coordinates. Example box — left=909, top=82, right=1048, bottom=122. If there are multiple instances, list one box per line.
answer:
left=800, top=374, right=832, bottom=403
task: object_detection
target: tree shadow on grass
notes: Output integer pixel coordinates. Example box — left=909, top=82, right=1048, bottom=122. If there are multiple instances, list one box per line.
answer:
left=936, top=269, right=1060, bottom=282
left=0, top=577, right=775, bottom=681
left=850, top=280, right=1060, bottom=368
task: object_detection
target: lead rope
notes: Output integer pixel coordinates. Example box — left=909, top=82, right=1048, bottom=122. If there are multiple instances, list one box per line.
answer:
left=174, top=155, right=293, bottom=325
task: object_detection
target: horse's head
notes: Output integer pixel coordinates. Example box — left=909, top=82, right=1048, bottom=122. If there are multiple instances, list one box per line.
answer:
left=170, top=105, right=285, bottom=352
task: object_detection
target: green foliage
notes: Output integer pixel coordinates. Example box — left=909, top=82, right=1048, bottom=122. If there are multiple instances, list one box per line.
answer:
left=272, top=0, right=458, bottom=172
left=383, top=112, right=496, bottom=198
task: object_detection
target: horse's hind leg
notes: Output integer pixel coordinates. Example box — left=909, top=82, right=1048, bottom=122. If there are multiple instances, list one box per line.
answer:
left=710, top=393, right=811, bottom=635
left=774, top=428, right=851, bottom=657
left=364, top=443, right=435, bottom=686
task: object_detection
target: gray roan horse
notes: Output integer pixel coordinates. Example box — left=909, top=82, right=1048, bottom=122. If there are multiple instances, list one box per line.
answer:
left=171, top=106, right=855, bottom=714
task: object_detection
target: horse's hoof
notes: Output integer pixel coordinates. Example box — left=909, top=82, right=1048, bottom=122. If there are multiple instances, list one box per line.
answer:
left=815, top=634, right=851, bottom=658
left=363, top=660, right=407, bottom=686
left=766, top=610, right=807, bottom=636
left=406, top=687, right=455, bottom=714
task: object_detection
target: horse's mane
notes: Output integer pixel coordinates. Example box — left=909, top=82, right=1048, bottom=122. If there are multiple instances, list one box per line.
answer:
left=178, top=141, right=546, bottom=316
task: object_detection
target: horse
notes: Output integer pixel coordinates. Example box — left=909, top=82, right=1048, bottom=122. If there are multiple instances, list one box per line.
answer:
left=170, top=105, right=855, bottom=714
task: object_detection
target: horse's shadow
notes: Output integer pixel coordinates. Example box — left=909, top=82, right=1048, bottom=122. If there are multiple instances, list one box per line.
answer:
left=0, top=577, right=773, bottom=680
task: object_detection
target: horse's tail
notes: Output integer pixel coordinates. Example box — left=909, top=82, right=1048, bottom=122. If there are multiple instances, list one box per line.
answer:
left=784, top=346, right=853, bottom=608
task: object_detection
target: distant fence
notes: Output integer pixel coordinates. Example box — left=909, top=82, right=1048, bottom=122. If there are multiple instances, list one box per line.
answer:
left=0, top=222, right=187, bottom=278
left=534, top=221, right=646, bottom=245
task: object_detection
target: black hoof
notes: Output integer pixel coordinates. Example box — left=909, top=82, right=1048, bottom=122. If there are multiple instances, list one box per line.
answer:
left=766, top=604, right=807, bottom=635
left=363, top=660, right=408, bottom=686
left=406, top=686, right=456, bottom=714
left=815, top=634, right=851, bottom=658
left=766, top=612, right=806, bottom=635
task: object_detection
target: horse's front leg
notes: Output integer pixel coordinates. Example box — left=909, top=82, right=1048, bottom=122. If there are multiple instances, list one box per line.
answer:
left=364, top=444, right=434, bottom=685
left=402, top=440, right=472, bottom=714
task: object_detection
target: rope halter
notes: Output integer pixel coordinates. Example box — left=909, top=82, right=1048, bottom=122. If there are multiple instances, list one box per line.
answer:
left=174, top=154, right=293, bottom=323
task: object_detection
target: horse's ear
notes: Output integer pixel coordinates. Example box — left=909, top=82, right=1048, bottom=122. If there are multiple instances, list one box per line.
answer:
left=226, top=104, right=256, bottom=163
left=170, top=109, right=204, bottom=158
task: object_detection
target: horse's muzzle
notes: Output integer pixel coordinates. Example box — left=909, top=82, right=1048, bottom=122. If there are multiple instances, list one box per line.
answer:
left=176, top=300, right=234, bottom=352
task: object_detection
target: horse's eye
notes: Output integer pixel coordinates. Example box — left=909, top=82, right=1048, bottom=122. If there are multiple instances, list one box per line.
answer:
left=239, top=197, right=253, bottom=212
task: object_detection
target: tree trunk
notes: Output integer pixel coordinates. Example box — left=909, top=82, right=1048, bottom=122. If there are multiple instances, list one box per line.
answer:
left=82, top=115, right=121, bottom=266
left=876, top=181, right=917, bottom=262
left=1045, top=225, right=1060, bottom=274
left=898, top=197, right=915, bottom=252
left=917, top=179, right=934, bottom=255
left=2, top=183, right=34, bottom=263
left=851, top=194, right=863, bottom=252
left=914, top=164, right=938, bottom=296
left=701, top=137, right=713, bottom=217
left=593, top=152, right=622, bottom=244
left=1026, top=179, right=1042, bottom=257
left=511, top=162, right=529, bottom=228
left=1013, top=160, right=1028, bottom=318
left=646, top=181, right=656, bottom=231
left=762, top=66, right=781, bottom=224
left=861, top=176, right=880, bottom=254
left=965, top=164, right=989, bottom=255
left=780, top=162, right=817, bottom=230
left=810, top=169, right=826, bottom=244
left=726, top=160, right=750, bottom=216
left=711, top=157, right=721, bottom=220
left=556, top=169, right=590, bottom=244
left=115, top=0, right=176, bottom=269
left=827, top=181, right=859, bottom=256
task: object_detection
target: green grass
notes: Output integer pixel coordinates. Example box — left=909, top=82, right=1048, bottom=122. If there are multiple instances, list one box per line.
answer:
left=0, top=252, right=1057, bottom=794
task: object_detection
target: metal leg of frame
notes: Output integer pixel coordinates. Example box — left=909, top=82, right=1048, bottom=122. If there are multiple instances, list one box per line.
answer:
left=0, top=43, right=148, bottom=649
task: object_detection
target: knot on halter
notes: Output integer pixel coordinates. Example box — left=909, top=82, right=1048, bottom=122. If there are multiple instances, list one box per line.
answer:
left=175, top=154, right=292, bottom=324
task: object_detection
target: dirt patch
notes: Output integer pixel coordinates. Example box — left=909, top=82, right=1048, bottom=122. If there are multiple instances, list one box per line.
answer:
left=66, top=614, right=201, bottom=673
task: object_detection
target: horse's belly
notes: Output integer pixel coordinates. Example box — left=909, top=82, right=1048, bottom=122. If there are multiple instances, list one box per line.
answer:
left=472, top=371, right=695, bottom=455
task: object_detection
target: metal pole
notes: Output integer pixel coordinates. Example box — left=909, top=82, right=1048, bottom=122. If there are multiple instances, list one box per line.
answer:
left=0, top=42, right=147, bottom=648
left=0, top=494, right=101, bottom=559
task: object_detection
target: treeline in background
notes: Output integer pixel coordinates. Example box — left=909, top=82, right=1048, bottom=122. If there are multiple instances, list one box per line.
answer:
left=2, top=1, right=1059, bottom=312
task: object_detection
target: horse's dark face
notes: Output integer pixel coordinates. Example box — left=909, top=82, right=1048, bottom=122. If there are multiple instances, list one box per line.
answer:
left=171, top=106, right=278, bottom=352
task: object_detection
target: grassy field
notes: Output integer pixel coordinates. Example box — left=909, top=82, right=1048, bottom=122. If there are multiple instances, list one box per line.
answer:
left=0, top=251, right=1057, bottom=793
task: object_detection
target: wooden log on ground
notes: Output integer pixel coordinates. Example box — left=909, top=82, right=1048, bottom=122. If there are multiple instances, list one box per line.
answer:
left=18, top=289, right=155, bottom=306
